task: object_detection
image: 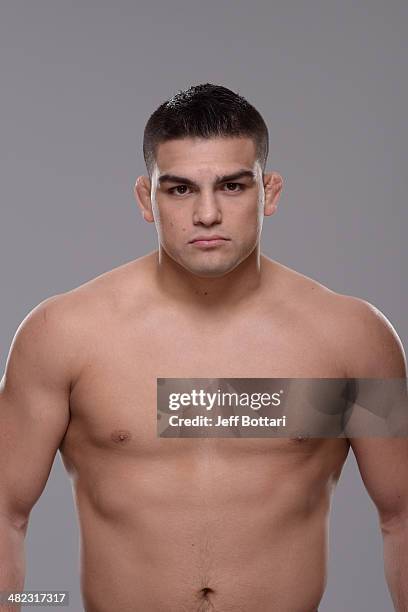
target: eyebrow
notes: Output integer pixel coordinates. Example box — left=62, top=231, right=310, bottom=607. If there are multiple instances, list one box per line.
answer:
left=157, top=169, right=256, bottom=187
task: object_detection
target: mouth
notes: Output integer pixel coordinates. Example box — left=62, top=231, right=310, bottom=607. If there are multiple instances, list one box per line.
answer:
left=189, top=235, right=230, bottom=248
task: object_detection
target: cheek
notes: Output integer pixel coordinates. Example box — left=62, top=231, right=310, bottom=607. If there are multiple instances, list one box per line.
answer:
left=157, top=206, right=176, bottom=229
left=229, top=204, right=260, bottom=230
left=159, top=210, right=188, bottom=240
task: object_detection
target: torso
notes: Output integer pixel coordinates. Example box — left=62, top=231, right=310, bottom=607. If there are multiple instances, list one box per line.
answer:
left=59, top=253, right=351, bottom=612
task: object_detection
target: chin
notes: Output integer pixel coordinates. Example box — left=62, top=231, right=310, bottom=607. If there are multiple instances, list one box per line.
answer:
left=190, top=268, right=230, bottom=279
left=185, top=259, right=241, bottom=278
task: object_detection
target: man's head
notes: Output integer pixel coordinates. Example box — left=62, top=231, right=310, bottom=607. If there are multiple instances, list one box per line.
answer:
left=135, top=83, right=283, bottom=278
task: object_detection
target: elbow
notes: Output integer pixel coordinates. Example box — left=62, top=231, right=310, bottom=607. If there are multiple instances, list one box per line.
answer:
left=10, top=510, right=30, bottom=534
left=13, top=515, right=29, bottom=535
left=380, top=510, right=408, bottom=536
left=0, top=509, right=30, bottom=535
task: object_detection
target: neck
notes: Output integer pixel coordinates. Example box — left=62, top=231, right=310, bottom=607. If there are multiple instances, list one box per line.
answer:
left=153, top=244, right=265, bottom=312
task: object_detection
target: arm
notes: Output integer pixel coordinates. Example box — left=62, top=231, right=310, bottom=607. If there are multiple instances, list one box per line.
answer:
left=343, top=297, right=408, bottom=611
left=0, top=296, right=76, bottom=610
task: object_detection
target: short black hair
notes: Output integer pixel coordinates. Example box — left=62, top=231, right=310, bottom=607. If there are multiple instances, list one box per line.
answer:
left=143, top=83, right=269, bottom=178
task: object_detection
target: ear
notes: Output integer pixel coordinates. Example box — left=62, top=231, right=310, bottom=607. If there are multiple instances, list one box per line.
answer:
left=133, top=176, right=155, bottom=223
left=263, top=172, right=283, bottom=217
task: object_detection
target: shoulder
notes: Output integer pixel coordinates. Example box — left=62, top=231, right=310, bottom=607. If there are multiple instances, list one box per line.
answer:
left=41, top=253, right=155, bottom=324
left=328, top=294, right=407, bottom=378
left=2, top=293, right=81, bottom=391
left=8, top=292, right=80, bottom=355
left=65, top=252, right=156, bottom=312
left=264, top=258, right=407, bottom=378
left=4, top=254, right=153, bottom=384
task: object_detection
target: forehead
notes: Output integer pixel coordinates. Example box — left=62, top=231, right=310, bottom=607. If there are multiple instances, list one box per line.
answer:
left=154, top=137, right=257, bottom=176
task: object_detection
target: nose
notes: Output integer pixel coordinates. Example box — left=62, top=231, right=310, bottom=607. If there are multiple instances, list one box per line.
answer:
left=192, top=190, right=222, bottom=226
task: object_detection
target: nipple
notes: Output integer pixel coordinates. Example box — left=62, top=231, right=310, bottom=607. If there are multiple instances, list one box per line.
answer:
left=110, top=429, right=132, bottom=444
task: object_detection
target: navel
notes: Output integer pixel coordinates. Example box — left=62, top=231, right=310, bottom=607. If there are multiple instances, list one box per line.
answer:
left=199, top=587, right=215, bottom=598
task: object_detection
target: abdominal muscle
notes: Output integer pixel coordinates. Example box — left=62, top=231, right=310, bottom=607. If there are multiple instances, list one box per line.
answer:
left=70, top=442, right=339, bottom=612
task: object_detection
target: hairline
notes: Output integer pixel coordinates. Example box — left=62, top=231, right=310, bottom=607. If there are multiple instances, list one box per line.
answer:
left=149, top=135, right=265, bottom=179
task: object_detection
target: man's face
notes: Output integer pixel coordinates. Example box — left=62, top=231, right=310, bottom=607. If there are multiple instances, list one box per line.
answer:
left=138, top=136, right=279, bottom=278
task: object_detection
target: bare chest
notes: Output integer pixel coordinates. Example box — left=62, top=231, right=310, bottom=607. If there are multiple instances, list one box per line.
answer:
left=60, top=313, right=347, bottom=468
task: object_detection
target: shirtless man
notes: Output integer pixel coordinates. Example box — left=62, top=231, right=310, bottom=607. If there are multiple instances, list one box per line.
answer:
left=1, top=83, right=407, bottom=612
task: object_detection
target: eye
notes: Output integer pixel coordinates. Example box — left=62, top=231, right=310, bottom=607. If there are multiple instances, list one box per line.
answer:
left=224, top=182, right=245, bottom=192
left=167, top=183, right=245, bottom=196
left=168, top=185, right=191, bottom=196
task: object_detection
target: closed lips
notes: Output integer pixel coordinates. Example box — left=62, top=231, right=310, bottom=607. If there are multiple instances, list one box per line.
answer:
left=190, top=236, right=229, bottom=242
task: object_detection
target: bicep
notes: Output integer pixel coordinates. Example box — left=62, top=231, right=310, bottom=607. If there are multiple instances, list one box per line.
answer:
left=350, top=438, right=408, bottom=528
left=0, top=298, right=72, bottom=526
left=345, top=297, right=408, bottom=526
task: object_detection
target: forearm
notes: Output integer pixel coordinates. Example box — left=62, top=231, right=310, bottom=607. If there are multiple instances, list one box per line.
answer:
left=382, top=518, right=408, bottom=612
left=0, top=516, right=27, bottom=612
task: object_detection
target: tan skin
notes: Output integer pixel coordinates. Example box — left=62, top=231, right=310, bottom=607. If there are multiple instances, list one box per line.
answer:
left=0, top=136, right=407, bottom=612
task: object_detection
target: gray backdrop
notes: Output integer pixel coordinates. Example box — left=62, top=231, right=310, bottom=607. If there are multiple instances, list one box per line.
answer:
left=1, top=1, right=407, bottom=610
